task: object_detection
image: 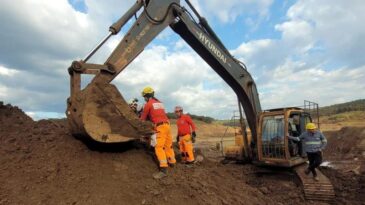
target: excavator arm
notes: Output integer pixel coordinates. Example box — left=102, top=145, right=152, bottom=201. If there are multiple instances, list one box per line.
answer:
left=170, top=4, right=262, bottom=140
left=66, top=0, right=262, bottom=150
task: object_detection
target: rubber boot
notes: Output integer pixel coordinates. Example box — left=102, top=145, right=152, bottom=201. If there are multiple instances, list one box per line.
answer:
left=185, top=160, right=195, bottom=168
left=153, top=168, right=168, bottom=179
left=313, top=174, right=319, bottom=181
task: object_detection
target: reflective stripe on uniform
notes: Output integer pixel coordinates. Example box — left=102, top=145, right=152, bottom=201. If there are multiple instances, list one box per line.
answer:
left=159, top=159, right=167, bottom=164
left=305, top=141, right=322, bottom=145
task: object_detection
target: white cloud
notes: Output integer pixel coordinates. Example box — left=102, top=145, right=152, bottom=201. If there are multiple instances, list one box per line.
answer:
left=170, top=84, right=237, bottom=118
left=233, top=0, right=365, bottom=109
left=0, top=85, right=8, bottom=98
left=0, top=65, right=19, bottom=76
left=111, top=42, right=238, bottom=118
left=0, top=0, right=137, bottom=118
left=26, top=111, right=66, bottom=121
left=233, top=39, right=276, bottom=65
left=286, top=0, right=365, bottom=67
left=1, top=0, right=269, bottom=119
left=0, top=0, right=364, bottom=121
left=275, top=20, right=314, bottom=53
left=173, top=39, right=189, bottom=51
left=187, top=0, right=273, bottom=23
left=260, top=63, right=365, bottom=108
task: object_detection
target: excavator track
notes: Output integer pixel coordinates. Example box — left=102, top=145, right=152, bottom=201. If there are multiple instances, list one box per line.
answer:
left=294, top=164, right=335, bottom=202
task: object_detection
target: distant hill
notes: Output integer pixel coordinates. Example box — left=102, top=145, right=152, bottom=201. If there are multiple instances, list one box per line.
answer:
left=167, top=99, right=365, bottom=124
left=319, top=99, right=365, bottom=116
left=166, top=112, right=215, bottom=123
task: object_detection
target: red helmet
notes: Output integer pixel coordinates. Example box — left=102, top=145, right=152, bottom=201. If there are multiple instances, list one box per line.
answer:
left=174, top=106, right=183, bottom=113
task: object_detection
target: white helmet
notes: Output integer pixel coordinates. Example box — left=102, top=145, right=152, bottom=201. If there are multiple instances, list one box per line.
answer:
left=174, top=106, right=183, bottom=113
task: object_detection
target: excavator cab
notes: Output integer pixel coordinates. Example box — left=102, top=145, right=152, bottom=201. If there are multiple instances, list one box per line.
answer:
left=255, top=107, right=334, bottom=202
left=224, top=106, right=317, bottom=167
left=255, top=107, right=312, bottom=167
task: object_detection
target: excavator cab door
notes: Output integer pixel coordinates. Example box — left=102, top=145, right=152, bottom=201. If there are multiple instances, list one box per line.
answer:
left=257, top=109, right=308, bottom=167
left=288, top=111, right=311, bottom=158
left=259, top=113, right=286, bottom=161
left=299, top=112, right=312, bottom=133
left=293, top=112, right=313, bottom=157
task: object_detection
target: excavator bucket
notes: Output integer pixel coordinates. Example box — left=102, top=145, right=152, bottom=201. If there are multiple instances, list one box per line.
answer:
left=66, top=83, right=154, bottom=143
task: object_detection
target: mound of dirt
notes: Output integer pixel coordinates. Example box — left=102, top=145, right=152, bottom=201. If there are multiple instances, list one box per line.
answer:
left=321, top=167, right=365, bottom=205
left=0, top=103, right=363, bottom=205
left=324, top=127, right=365, bottom=160
left=321, top=127, right=365, bottom=204
left=0, top=101, right=33, bottom=133
left=0, top=103, right=306, bottom=205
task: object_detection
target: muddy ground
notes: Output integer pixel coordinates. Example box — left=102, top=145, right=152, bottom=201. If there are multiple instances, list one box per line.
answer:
left=322, top=127, right=365, bottom=204
left=0, top=103, right=364, bottom=205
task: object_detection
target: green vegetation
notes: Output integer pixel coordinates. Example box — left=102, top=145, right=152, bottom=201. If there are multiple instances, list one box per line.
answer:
left=166, top=99, right=364, bottom=125
left=215, top=119, right=245, bottom=127
left=323, top=111, right=365, bottom=122
left=319, top=99, right=365, bottom=116
left=166, top=112, right=215, bottom=123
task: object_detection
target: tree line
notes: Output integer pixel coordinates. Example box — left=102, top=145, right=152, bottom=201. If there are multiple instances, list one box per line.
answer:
left=319, top=99, right=365, bottom=116
left=165, top=99, right=364, bottom=123
left=166, top=112, right=215, bottom=123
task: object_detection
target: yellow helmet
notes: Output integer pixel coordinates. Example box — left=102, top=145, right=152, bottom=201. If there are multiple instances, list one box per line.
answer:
left=306, top=123, right=317, bottom=130
left=141, top=86, right=154, bottom=97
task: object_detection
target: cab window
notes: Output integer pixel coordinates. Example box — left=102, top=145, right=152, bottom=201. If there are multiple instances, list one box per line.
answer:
left=261, top=115, right=285, bottom=158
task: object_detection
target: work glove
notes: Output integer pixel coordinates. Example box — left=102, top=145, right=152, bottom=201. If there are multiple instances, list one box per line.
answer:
left=150, top=133, right=157, bottom=147
left=191, top=131, right=196, bottom=143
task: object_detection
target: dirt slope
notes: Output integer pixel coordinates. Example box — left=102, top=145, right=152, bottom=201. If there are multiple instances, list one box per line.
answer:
left=322, top=127, right=365, bottom=204
left=0, top=103, right=305, bottom=205
left=324, top=127, right=365, bottom=160
left=0, top=103, right=364, bottom=205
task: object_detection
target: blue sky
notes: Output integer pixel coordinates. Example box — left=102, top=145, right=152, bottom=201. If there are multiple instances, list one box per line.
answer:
left=68, top=0, right=88, bottom=13
left=0, top=0, right=364, bottom=120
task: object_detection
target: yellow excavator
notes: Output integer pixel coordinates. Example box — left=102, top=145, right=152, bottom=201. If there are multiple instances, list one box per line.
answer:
left=66, top=0, right=334, bottom=201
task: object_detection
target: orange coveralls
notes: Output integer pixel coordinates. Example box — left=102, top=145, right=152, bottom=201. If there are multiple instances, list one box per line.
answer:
left=141, top=98, right=176, bottom=168
left=176, top=114, right=196, bottom=162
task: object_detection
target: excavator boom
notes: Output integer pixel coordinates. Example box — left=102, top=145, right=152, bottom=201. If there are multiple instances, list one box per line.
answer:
left=66, top=0, right=261, bottom=145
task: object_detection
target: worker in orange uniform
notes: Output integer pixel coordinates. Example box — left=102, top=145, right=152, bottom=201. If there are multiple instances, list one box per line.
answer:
left=140, top=86, right=176, bottom=179
left=175, top=106, right=196, bottom=164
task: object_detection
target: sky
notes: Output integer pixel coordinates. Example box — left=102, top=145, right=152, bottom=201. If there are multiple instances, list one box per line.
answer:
left=0, top=0, right=364, bottom=120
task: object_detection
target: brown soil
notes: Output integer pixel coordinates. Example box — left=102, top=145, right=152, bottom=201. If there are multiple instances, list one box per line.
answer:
left=322, top=128, right=365, bottom=204
left=0, top=103, right=363, bottom=205
left=323, top=127, right=365, bottom=161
